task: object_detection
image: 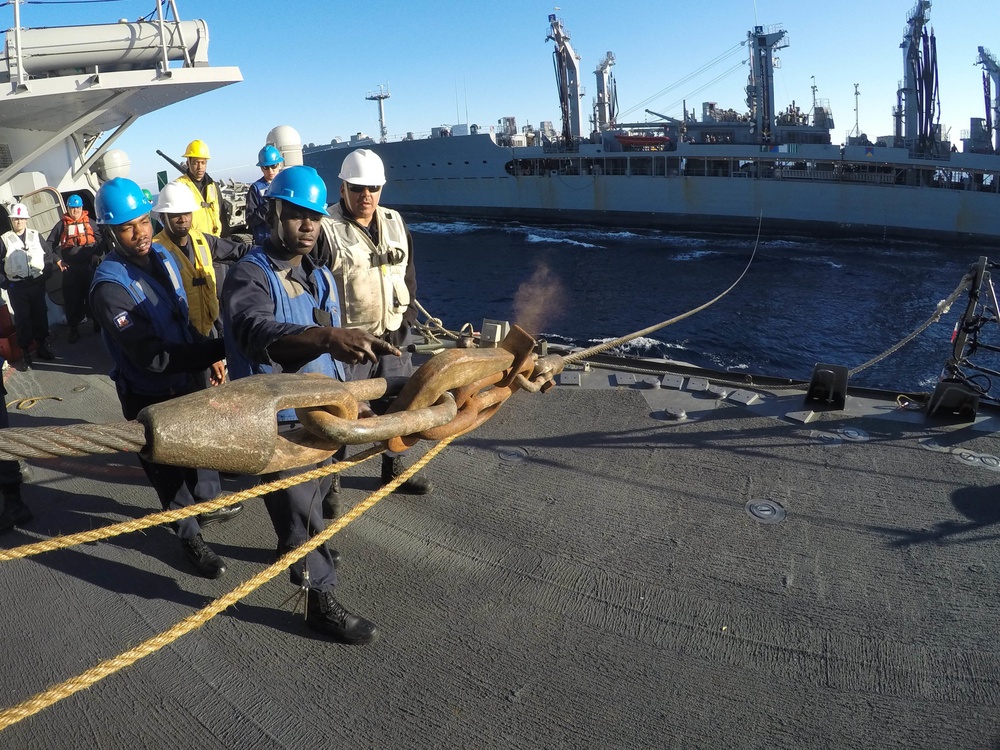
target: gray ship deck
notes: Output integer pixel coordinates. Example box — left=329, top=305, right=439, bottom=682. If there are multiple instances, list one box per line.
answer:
left=0, top=337, right=998, bottom=749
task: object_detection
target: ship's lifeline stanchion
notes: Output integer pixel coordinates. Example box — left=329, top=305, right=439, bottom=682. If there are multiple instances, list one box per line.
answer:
left=0, top=438, right=453, bottom=732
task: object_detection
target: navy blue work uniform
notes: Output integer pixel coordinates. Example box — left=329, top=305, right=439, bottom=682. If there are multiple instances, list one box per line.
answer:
left=222, top=245, right=345, bottom=592
left=89, top=245, right=225, bottom=539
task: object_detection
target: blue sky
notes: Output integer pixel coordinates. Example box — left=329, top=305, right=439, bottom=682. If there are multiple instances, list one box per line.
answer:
left=9, top=0, right=999, bottom=188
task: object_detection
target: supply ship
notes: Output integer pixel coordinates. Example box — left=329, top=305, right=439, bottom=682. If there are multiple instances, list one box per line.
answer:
left=0, top=2, right=998, bottom=748
left=304, top=2, right=1000, bottom=246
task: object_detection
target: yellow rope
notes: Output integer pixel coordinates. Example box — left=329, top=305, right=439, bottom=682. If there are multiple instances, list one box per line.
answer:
left=6, top=395, right=63, bottom=410
left=0, top=447, right=383, bottom=562
left=0, top=435, right=454, bottom=731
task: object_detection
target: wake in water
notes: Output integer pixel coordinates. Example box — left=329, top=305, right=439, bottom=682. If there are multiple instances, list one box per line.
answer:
left=410, top=216, right=978, bottom=391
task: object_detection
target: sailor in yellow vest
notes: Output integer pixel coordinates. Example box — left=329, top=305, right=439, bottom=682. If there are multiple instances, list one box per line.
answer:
left=314, top=148, right=431, bottom=503
left=175, top=139, right=223, bottom=236
left=152, top=182, right=249, bottom=339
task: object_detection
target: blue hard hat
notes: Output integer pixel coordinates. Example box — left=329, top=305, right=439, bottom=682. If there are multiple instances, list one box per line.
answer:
left=257, top=145, right=285, bottom=167
left=266, top=165, right=328, bottom=216
left=66, top=194, right=83, bottom=208
left=95, top=177, right=152, bottom=225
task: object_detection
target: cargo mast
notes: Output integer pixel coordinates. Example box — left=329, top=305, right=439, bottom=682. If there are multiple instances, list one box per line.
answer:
left=546, top=14, right=584, bottom=144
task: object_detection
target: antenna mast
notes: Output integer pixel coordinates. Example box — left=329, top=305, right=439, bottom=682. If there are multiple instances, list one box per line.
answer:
left=366, top=85, right=391, bottom=143
left=853, top=83, right=860, bottom=136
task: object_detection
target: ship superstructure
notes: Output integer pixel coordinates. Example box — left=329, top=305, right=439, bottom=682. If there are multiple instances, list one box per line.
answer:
left=0, top=0, right=241, bottom=235
left=304, top=3, right=1000, bottom=247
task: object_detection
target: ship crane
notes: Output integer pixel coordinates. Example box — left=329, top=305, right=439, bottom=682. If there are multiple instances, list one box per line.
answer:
left=896, top=0, right=940, bottom=153
left=593, top=51, right=617, bottom=132
left=546, top=14, right=584, bottom=145
left=745, top=25, right=788, bottom=144
left=977, top=46, right=1000, bottom=153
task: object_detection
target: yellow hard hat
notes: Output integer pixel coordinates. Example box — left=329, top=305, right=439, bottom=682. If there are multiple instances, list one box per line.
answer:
left=183, top=139, right=211, bottom=159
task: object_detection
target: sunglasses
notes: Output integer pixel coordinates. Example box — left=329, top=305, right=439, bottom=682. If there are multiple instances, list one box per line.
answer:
left=347, top=184, right=381, bottom=194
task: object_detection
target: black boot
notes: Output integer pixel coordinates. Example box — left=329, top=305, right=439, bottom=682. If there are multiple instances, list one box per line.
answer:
left=381, top=454, right=432, bottom=495
left=306, top=589, right=378, bottom=644
left=322, top=473, right=341, bottom=519
left=67, top=327, right=80, bottom=344
left=0, top=496, right=13, bottom=533
left=198, top=500, right=245, bottom=527
left=21, top=353, right=31, bottom=370
left=181, top=534, right=227, bottom=578
left=1, top=483, right=31, bottom=527
left=35, top=343, right=55, bottom=360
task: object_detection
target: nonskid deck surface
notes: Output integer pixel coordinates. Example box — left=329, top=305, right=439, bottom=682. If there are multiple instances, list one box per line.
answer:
left=0, top=339, right=998, bottom=748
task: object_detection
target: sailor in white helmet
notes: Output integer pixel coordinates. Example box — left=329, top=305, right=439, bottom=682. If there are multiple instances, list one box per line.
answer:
left=0, top=202, right=59, bottom=367
left=313, top=148, right=430, bottom=510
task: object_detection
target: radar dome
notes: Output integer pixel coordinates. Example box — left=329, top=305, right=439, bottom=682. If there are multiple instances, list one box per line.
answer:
left=95, top=149, right=131, bottom=181
left=267, top=125, right=303, bottom=167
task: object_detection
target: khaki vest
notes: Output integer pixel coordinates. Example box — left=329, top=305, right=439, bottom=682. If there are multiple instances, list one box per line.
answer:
left=321, top=204, right=410, bottom=336
left=2, top=229, right=45, bottom=280
left=154, top=229, right=219, bottom=336
left=177, top=174, right=222, bottom=236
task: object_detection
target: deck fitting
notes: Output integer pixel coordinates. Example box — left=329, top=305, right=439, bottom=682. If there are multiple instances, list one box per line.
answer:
left=745, top=499, right=786, bottom=524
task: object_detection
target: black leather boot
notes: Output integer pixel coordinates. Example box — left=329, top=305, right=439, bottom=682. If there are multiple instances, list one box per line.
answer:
left=322, top=473, right=341, bottom=519
left=198, top=499, right=245, bottom=527
left=181, top=534, right=227, bottom=578
left=1, top=483, right=31, bottom=527
left=381, top=454, right=432, bottom=495
left=306, top=589, right=378, bottom=644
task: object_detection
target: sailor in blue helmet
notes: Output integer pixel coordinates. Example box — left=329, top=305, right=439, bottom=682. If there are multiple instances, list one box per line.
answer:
left=223, top=165, right=398, bottom=645
left=47, top=193, right=104, bottom=343
left=88, top=177, right=244, bottom=579
left=245, top=145, right=284, bottom=246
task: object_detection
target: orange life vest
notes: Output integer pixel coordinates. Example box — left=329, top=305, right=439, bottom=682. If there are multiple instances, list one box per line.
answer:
left=58, top=211, right=96, bottom=249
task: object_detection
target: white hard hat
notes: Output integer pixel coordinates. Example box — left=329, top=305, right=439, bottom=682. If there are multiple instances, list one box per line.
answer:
left=152, top=182, right=200, bottom=215
left=338, top=149, right=386, bottom=186
left=9, top=203, right=29, bottom=219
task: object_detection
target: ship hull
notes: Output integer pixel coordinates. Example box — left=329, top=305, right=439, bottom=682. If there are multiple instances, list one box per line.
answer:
left=306, top=134, right=1000, bottom=247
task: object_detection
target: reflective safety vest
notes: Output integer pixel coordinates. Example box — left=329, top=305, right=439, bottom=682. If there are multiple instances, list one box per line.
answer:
left=90, top=245, right=193, bottom=397
left=57, top=211, right=97, bottom=249
left=1, top=229, right=46, bottom=281
left=224, top=247, right=345, bottom=423
left=321, top=204, right=410, bottom=336
left=154, top=228, right=219, bottom=336
left=176, top=173, right=222, bottom=236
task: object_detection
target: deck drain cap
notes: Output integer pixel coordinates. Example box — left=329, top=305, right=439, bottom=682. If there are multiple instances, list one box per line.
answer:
left=745, top=499, right=786, bottom=524
left=838, top=427, right=869, bottom=442
left=497, top=447, right=529, bottom=463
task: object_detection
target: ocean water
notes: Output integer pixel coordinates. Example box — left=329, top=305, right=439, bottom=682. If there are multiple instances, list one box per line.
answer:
left=408, top=217, right=991, bottom=393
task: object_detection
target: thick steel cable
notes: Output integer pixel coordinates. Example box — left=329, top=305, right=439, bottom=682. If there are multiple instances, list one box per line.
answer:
left=0, top=421, right=146, bottom=461
left=0, top=436, right=454, bottom=731
left=847, top=273, right=971, bottom=377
